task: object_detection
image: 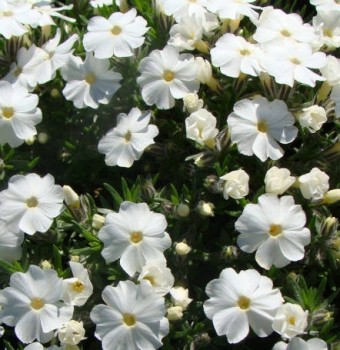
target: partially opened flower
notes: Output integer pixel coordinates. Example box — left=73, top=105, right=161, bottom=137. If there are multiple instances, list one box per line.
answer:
left=137, top=45, right=199, bottom=110
left=312, top=10, right=340, bottom=49
left=98, top=201, right=171, bottom=276
left=62, top=262, right=93, bottom=306
left=0, top=173, right=64, bottom=235
left=204, top=268, right=283, bottom=344
left=236, top=194, right=311, bottom=269
left=83, top=8, right=148, bottom=58
left=61, top=52, right=122, bottom=109
left=227, top=97, right=298, bottom=161
left=0, top=81, right=42, bottom=148
left=98, top=107, right=159, bottom=168
left=0, top=265, right=73, bottom=344
left=220, top=169, right=249, bottom=200
left=298, top=167, right=329, bottom=200
left=90, top=280, right=169, bottom=350
left=264, top=167, right=295, bottom=195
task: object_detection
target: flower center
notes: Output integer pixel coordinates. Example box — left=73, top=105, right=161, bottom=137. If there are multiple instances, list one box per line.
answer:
left=111, top=26, right=122, bottom=35
left=124, top=131, right=132, bottom=143
left=240, top=49, right=251, bottom=56
left=2, top=10, right=13, bottom=17
left=26, top=196, right=38, bottom=208
left=288, top=315, right=296, bottom=326
left=269, top=224, right=282, bottom=237
left=85, top=73, right=96, bottom=84
left=237, top=296, right=250, bottom=310
left=2, top=107, right=14, bottom=119
left=163, top=70, right=175, bottom=82
left=122, top=313, right=136, bottom=327
left=290, top=57, right=301, bottom=65
left=323, top=28, right=333, bottom=38
left=280, top=29, right=291, bottom=37
left=31, top=297, right=45, bottom=310
left=257, top=120, right=268, bottom=133
left=143, top=275, right=156, bottom=286
left=130, top=231, right=143, bottom=244
left=72, top=280, right=85, bottom=293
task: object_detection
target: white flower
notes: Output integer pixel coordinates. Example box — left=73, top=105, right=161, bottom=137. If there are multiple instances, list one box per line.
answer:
left=137, top=260, right=174, bottom=296
left=197, top=201, right=214, bottom=217
left=98, top=107, right=159, bottom=168
left=211, top=33, right=263, bottom=78
left=298, top=105, right=327, bottom=133
left=0, top=173, right=64, bottom=235
left=62, top=262, right=93, bottom=307
left=273, top=337, right=328, bottom=350
left=310, top=0, right=340, bottom=10
left=220, top=169, right=249, bottom=200
left=98, top=201, right=171, bottom=276
left=206, top=0, right=259, bottom=21
left=236, top=194, right=311, bottom=269
left=166, top=306, right=183, bottom=321
left=57, top=320, right=86, bottom=346
left=272, top=303, right=308, bottom=339
left=63, top=185, right=80, bottom=209
left=264, top=167, right=296, bottom=195
left=137, top=45, right=199, bottom=110
left=320, top=55, right=340, bottom=86
left=298, top=167, right=329, bottom=200
left=0, top=220, right=24, bottom=261
left=313, top=10, right=340, bottom=49
left=90, top=280, right=169, bottom=350
left=204, top=268, right=283, bottom=344
left=83, top=8, right=148, bottom=58
left=32, top=3, right=75, bottom=27
left=262, top=40, right=326, bottom=87
left=254, top=7, right=317, bottom=44
left=227, top=97, right=298, bottom=162
left=89, top=0, right=112, bottom=8
left=0, top=81, right=42, bottom=148
left=170, top=286, right=192, bottom=309
left=61, top=53, right=122, bottom=109
left=0, top=265, right=73, bottom=343
left=185, top=108, right=218, bottom=147
left=195, top=57, right=213, bottom=85
left=183, top=93, right=204, bottom=113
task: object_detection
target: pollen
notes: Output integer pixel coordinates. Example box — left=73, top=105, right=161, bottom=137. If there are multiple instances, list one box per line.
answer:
left=85, top=73, right=96, bottom=84
left=240, top=49, right=251, bottom=56
left=290, top=57, right=301, bottom=65
left=2, top=107, right=14, bottom=119
left=288, top=315, right=296, bottom=326
left=31, top=297, right=45, bottom=310
left=257, top=120, right=268, bottom=133
left=130, top=231, right=143, bottom=244
left=281, top=29, right=291, bottom=37
left=122, top=313, right=136, bottom=327
left=163, top=70, right=175, bottom=82
left=269, top=224, right=283, bottom=237
left=237, top=296, right=250, bottom=310
left=124, top=131, right=132, bottom=143
left=26, top=196, right=38, bottom=208
left=111, top=26, right=122, bottom=35
left=72, top=280, right=85, bottom=293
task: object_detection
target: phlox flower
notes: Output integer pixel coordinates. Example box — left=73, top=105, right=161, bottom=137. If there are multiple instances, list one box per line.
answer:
left=161, top=0, right=209, bottom=23
left=0, top=220, right=24, bottom=261
left=264, top=167, right=295, bottom=195
left=253, top=7, right=317, bottom=44
left=32, top=3, right=75, bottom=26
left=62, top=262, right=93, bottom=306
left=83, top=8, right=148, bottom=59
left=220, top=169, right=249, bottom=200
left=262, top=40, right=327, bottom=87
left=0, top=173, right=64, bottom=235
left=61, top=52, right=122, bottom=109
left=236, top=194, right=311, bottom=269
left=227, top=97, right=298, bottom=162
left=90, top=280, right=169, bottom=350
left=137, top=260, right=175, bottom=296
left=273, top=337, right=328, bottom=350
left=0, top=0, right=40, bottom=39
left=206, top=0, right=259, bottom=22
left=211, top=33, right=263, bottom=78
left=98, top=201, right=171, bottom=276
left=272, top=303, right=308, bottom=339
left=298, top=167, right=329, bottom=200
left=0, top=81, right=42, bottom=148
left=312, top=9, right=340, bottom=49
left=98, top=107, right=159, bottom=168
left=310, top=0, right=340, bottom=10
left=137, top=45, right=199, bottom=110
left=57, top=320, right=86, bottom=346
left=320, top=55, right=340, bottom=86
left=0, top=265, right=73, bottom=343
left=204, top=268, right=283, bottom=344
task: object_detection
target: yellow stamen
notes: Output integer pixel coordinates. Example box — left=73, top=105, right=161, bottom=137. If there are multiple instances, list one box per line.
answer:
left=269, top=224, right=282, bottom=237
left=124, top=131, right=132, bottom=143
left=288, top=316, right=296, bottom=326
left=257, top=120, right=268, bottom=133
left=122, top=313, right=136, bottom=327
left=72, top=280, right=85, bottom=293
left=26, top=197, right=38, bottom=208
left=130, top=231, right=143, bottom=244
left=31, top=297, right=45, bottom=310
left=85, top=73, right=96, bottom=84
left=143, top=275, right=156, bottom=286
left=290, top=58, right=301, bottom=65
left=281, top=29, right=291, bottom=37
left=163, top=70, right=175, bottom=82
left=2, top=107, right=14, bottom=119
left=323, top=28, right=333, bottom=38
left=237, top=296, right=250, bottom=310
left=111, top=26, right=122, bottom=35
left=240, top=49, right=251, bottom=56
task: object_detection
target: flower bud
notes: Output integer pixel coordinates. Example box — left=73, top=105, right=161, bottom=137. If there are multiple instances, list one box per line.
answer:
left=175, top=203, right=190, bottom=218
left=298, top=168, right=329, bottom=200
left=170, top=286, right=192, bottom=309
left=183, top=93, right=204, bottom=113
left=40, top=260, right=53, bottom=270
left=25, top=136, right=35, bottom=145
left=265, top=166, right=295, bottom=195
left=197, top=201, right=214, bottom=217
left=298, top=105, right=327, bottom=133
left=322, top=189, right=340, bottom=204
left=175, top=241, right=191, bottom=255
left=58, top=320, right=86, bottom=346
left=220, top=169, right=249, bottom=200
left=92, top=213, right=105, bottom=230
left=63, top=185, right=80, bottom=209
left=167, top=306, right=183, bottom=321
left=37, top=132, right=49, bottom=144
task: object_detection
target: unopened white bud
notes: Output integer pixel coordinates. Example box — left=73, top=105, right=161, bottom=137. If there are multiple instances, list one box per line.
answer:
left=322, top=189, right=340, bottom=204
left=176, top=203, right=190, bottom=217
left=92, top=213, right=105, bottom=230
left=167, top=306, right=183, bottom=321
left=63, top=185, right=80, bottom=209
left=25, top=136, right=35, bottom=145
left=40, top=260, right=52, bottom=270
left=175, top=241, right=191, bottom=255
left=183, top=93, right=204, bottom=113
left=197, top=201, right=214, bottom=217
left=58, top=320, right=86, bottom=346
left=298, top=105, right=327, bottom=133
